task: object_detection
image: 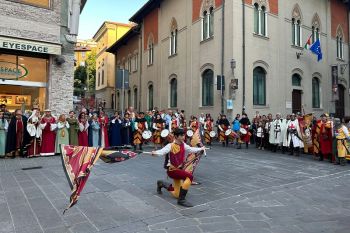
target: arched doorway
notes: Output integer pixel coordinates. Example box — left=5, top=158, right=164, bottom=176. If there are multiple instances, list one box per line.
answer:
left=335, top=84, right=345, bottom=119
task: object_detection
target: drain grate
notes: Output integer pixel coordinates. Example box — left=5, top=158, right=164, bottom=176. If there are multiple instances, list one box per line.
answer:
left=21, top=166, right=43, bottom=170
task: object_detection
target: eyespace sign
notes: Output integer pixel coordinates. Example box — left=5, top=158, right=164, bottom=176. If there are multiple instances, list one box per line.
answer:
left=0, top=36, right=61, bottom=55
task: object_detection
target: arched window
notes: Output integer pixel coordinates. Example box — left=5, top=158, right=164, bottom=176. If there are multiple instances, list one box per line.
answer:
left=209, top=7, right=214, bottom=37
left=201, top=6, right=214, bottom=40
left=253, top=67, right=266, bottom=105
left=102, top=70, right=105, bottom=85
left=148, top=84, right=154, bottom=110
left=337, top=27, right=344, bottom=59
left=147, top=35, right=154, bottom=65
left=254, top=3, right=259, bottom=34
left=292, top=5, right=302, bottom=46
left=170, top=78, right=177, bottom=108
left=133, top=88, right=138, bottom=110
left=253, top=3, right=267, bottom=36
left=312, top=77, right=320, bottom=108
left=202, top=69, right=214, bottom=106
left=292, top=74, right=302, bottom=86
left=311, top=14, right=321, bottom=43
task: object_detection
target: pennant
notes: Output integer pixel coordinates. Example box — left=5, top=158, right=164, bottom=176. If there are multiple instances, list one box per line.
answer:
left=304, top=35, right=312, bottom=50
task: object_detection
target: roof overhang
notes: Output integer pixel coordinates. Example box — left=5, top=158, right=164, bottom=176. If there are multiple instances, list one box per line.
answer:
left=129, top=0, right=163, bottom=24
left=81, top=0, right=87, bottom=12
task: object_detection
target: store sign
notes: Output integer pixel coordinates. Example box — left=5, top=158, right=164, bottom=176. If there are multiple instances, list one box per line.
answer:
left=0, top=36, right=61, bottom=55
left=0, top=61, right=28, bottom=80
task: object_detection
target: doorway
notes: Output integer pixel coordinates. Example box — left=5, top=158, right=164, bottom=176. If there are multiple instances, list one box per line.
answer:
left=292, top=89, right=302, bottom=114
left=335, top=84, right=345, bottom=119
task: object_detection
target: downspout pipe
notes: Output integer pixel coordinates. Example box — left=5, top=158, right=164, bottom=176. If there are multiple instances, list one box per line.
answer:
left=221, top=0, right=225, bottom=115
left=139, top=24, right=143, bottom=112
left=242, top=0, right=246, bottom=114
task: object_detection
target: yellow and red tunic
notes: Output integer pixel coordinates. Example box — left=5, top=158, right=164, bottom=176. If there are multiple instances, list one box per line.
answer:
left=336, top=126, right=350, bottom=158
left=133, top=121, right=146, bottom=145
left=204, top=120, right=213, bottom=144
left=153, top=122, right=164, bottom=145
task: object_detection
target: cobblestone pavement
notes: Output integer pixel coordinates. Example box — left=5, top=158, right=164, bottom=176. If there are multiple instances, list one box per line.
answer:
left=0, top=144, right=350, bottom=233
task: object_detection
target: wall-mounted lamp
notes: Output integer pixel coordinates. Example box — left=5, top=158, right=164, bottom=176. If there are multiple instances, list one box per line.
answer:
left=230, top=59, right=236, bottom=74
left=296, top=52, right=303, bottom=59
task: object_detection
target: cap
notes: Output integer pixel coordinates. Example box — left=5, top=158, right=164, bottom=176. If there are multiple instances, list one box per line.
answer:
left=173, top=128, right=185, bottom=136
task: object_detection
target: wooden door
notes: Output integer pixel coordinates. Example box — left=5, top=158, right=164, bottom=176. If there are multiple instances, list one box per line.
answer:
left=292, top=90, right=302, bottom=114
left=335, top=85, right=345, bottom=119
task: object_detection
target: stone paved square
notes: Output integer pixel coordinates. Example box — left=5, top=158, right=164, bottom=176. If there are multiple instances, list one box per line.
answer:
left=0, top=145, right=349, bottom=233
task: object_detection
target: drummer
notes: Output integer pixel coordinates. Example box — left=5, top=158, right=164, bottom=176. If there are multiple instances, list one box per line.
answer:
left=204, top=115, right=214, bottom=146
left=218, top=114, right=230, bottom=147
left=153, top=114, right=165, bottom=149
left=168, top=114, right=179, bottom=144
left=238, top=113, right=251, bottom=149
left=133, top=112, right=148, bottom=151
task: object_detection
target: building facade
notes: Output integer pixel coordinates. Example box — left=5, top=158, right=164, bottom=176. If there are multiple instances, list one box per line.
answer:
left=0, top=0, right=86, bottom=114
left=93, top=22, right=133, bottom=111
left=74, top=39, right=97, bottom=69
left=108, top=0, right=350, bottom=120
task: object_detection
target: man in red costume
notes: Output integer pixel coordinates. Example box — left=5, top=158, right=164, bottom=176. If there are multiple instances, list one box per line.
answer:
left=152, top=128, right=205, bottom=207
left=316, top=114, right=333, bottom=162
left=39, top=109, right=57, bottom=156
left=98, top=111, right=109, bottom=148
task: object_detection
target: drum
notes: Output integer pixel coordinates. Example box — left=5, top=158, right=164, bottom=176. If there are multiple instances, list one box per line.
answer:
left=142, top=130, right=152, bottom=140
left=225, top=129, right=232, bottom=136
left=186, top=129, right=194, bottom=137
left=239, top=128, right=247, bottom=135
left=209, top=131, right=216, bottom=138
left=161, top=129, right=169, bottom=138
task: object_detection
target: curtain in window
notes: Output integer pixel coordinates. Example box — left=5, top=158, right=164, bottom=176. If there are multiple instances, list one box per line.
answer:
left=253, top=67, right=266, bottom=105
left=170, top=78, right=177, bottom=108
left=312, top=78, right=320, bottom=108
left=202, top=70, right=214, bottom=106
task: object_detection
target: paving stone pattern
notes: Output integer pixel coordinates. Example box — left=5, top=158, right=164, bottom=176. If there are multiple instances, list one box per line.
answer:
left=0, top=145, right=349, bottom=233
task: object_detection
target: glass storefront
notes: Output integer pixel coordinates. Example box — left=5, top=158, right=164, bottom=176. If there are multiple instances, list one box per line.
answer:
left=0, top=52, right=48, bottom=112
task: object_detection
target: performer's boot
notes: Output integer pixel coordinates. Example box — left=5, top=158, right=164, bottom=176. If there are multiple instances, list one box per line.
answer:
left=318, top=153, right=324, bottom=161
left=246, top=142, right=248, bottom=149
left=328, top=154, right=333, bottom=163
left=139, top=144, right=143, bottom=151
left=289, top=148, right=293, bottom=155
left=177, top=187, right=193, bottom=207
left=222, top=142, right=225, bottom=147
left=237, top=143, right=241, bottom=149
left=340, top=158, right=346, bottom=166
left=157, top=180, right=172, bottom=194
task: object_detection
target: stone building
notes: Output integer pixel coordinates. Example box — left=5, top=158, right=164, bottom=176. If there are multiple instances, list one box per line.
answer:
left=108, top=0, right=350, bottom=120
left=92, top=21, right=133, bottom=111
left=0, top=0, right=86, bottom=114
left=74, top=39, right=97, bottom=69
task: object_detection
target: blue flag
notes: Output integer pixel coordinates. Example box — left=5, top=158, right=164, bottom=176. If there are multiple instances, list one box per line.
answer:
left=310, top=39, right=323, bottom=61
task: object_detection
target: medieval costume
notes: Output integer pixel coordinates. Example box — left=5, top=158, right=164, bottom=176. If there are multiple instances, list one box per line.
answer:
left=26, top=110, right=41, bottom=157
left=5, top=111, right=30, bottom=157
left=204, top=117, right=214, bottom=145
left=55, top=115, right=69, bottom=154
left=264, top=118, right=272, bottom=151
left=98, top=113, right=109, bottom=148
left=218, top=115, right=230, bottom=147
left=133, top=113, right=148, bottom=151
left=0, top=114, right=8, bottom=157
left=334, top=118, right=350, bottom=165
left=153, top=115, right=165, bottom=148
left=109, top=113, right=122, bottom=147
left=90, top=116, right=100, bottom=147
left=315, top=114, right=333, bottom=162
left=269, top=114, right=283, bottom=152
left=281, top=115, right=291, bottom=154
left=67, top=112, right=79, bottom=146
left=239, top=114, right=251, bottom=149
left=121, top=113, right=132, bottom=146
left=78, top=113, right=89, bottom=147
left=39, top=110, right=57, bottom=156
left=256, top=121, right=265, bottom=150
left=284, top=115, right=303, bottom=156
left=154, top=129, right=204, bottom=207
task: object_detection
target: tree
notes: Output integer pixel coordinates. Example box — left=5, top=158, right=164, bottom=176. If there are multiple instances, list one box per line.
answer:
left=74, top=66, right=87, bottom=97
left=85, top=51, right=96, bottom=93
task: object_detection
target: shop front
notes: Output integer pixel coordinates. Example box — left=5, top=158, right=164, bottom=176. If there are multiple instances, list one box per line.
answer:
left=0, top=36, right=61, bottom=113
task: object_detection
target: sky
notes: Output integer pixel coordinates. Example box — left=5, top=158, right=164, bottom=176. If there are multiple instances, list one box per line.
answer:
left=78, top=0, right=148, bottom=39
